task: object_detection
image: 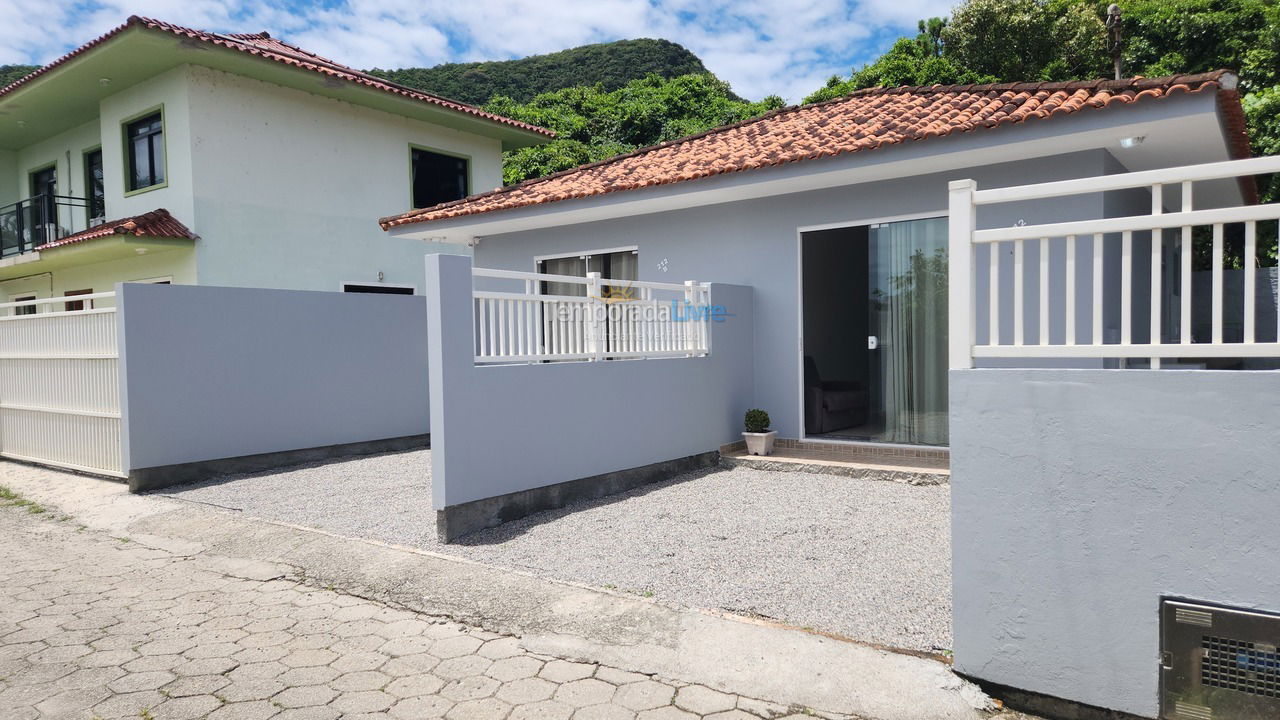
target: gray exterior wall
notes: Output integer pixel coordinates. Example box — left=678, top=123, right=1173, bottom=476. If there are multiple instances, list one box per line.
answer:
left=475, top=150, right=1122, bottom=439
left=426, top=254, right=753, bottom=509
left=950, top=368, right=1280, bottom=718
left=117, top=283, right=430, bottom=473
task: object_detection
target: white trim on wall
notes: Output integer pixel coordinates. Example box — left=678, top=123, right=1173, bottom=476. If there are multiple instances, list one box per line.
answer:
left=796, top=210, right=946, bottom=235
left=533, top=245, right=639, bottom=263
left=132, top=276, right=173, bottom=284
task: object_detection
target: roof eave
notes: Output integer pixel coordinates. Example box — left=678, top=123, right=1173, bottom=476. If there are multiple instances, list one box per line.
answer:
left=0, top=17, right=553, bottom=149
left=386, top=90, right=1238, bottom=241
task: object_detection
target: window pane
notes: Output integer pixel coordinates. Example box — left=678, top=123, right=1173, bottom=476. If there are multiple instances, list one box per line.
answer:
left=132, top=137, right=150, bottom=189
left=126, top=113, right=163, bottom=190
left=539, top=256, right=586, bottom=297
left=411, top=149, right=468, bottom=209
left=85, top=150, right=104, bottom=221
left=601, top=251, right=638, bottom=300
left=151, top=136, right=165, bottom=185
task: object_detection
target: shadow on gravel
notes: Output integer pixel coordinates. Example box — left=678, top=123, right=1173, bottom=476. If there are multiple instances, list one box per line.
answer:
left=451, top=464, right=726, bottom=546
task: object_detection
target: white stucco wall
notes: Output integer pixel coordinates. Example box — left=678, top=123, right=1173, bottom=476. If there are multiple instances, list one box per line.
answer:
left=184, top=65, right=485, bottom=292
left=0, top=149, right=16, bottom=203
left=0, top=249, right=195, bottom=308
left=98, top=66, right=195, bottom=224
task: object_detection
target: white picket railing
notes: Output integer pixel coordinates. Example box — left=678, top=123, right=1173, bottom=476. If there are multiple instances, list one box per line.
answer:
left=0, top=292, right=124, bottom=476
left=948, top=155, right=1280, bottom=368
left=472, top=268, right=712, bottom=364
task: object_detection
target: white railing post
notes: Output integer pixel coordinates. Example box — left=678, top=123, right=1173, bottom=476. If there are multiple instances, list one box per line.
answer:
left=683, top=280, right=697, bottom=355
left=948, top=179, right=977, bottom=369
left=586, top=271, right=603, bottom=361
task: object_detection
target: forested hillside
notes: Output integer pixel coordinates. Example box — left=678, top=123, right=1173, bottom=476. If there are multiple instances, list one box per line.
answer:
left=0, top=65, right=38, bottom=87
left=483, top=74, right=783, bottom=185
left=368, top=39, right=717, bottom=106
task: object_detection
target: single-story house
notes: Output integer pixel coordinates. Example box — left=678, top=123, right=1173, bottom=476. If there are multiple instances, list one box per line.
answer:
left=382, top=71, right=1251, bottom=449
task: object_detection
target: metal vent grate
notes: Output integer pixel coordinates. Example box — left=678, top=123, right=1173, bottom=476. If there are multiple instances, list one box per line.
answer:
left=1174, top=701, right=1212, bottom=720
left=1201, top=636, right=1280, bottom=697
left=1177, top=607, right=1214, bottom=627
left=1162, top=600, right=1280, bottom=720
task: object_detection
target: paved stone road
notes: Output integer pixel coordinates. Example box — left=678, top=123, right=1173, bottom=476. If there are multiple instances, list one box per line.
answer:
left=0, top=501, right=842, bottom=720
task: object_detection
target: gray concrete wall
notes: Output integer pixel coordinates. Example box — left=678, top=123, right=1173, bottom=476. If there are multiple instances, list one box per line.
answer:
left=950, top=368, right=1280, bottom=717
left=474, top=150, right=1119, bottom=440
left=117, top=283, right=430, bottom=473
left=426, top=254, right=754, bottom=509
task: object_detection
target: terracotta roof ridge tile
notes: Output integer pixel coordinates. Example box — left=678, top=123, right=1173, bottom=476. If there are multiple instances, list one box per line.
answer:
left=34, top=208, right=197, bottom=251
left=379, top=70, right=1243, bottom=230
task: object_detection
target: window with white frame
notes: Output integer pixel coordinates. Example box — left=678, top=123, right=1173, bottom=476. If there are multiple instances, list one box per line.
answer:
left=536, top=248, right=638, bottom=298
left=10, top=294, right=36, bottom=316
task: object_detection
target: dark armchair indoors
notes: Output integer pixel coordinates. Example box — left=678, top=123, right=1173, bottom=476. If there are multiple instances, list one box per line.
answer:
left=804, top=356, right=869, bottom=435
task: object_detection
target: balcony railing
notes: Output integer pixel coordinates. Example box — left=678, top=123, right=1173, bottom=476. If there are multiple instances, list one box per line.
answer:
left=472, top=268, right=712, bottom=364
left=0, top=195, right=94, bottom=258
left=948, top=155, right=1280, bottom=368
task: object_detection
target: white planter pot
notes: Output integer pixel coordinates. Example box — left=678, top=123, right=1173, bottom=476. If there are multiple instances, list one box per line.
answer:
left=742, top=431, right=777, bottom=456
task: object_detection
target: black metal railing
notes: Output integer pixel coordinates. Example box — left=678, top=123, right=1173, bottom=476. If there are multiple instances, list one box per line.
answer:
left=0, top=194, right=91, bottom=258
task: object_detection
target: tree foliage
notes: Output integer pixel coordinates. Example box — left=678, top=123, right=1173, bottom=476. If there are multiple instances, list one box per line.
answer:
left=944, top=0, right=1108, bottom=81
left=368, top=39, right=719, bottom=106
left=0, top=65, right=38, bottom=87
left=805, top=20, right=994, bottom=103
left=486, top=73, right=783, bottom=185
left=1111, top=0, right=1280, bottom=91
left=812, top=0, right=1280, bottom=206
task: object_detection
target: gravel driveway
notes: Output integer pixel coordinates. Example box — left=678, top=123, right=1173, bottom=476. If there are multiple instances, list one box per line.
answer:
left=164, top=450, right=952, bottom=653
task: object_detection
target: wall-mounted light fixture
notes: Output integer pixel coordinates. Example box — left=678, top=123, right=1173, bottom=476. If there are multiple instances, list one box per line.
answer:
left=1119, top=135, right=1146, bottom=149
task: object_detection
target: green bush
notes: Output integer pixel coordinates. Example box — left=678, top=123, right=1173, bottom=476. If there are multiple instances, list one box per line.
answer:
left=744, top=409, right=771, bottom=434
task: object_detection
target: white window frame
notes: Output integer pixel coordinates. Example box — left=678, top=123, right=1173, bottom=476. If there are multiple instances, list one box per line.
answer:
left=533, top=245, right=639, bottom=268
left=8, top=293, right=37, bottom=316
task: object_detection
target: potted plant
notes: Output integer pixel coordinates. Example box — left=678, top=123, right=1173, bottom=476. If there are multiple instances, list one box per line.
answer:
left=742, top=409, right=776, bottom=456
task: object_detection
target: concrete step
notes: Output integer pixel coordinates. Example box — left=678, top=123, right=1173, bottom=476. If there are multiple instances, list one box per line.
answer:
left=720, top=440, right=949, bottom=486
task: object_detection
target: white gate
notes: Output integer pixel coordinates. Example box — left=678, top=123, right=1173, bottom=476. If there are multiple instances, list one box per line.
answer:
left=0, top=292, right=123, bottom=477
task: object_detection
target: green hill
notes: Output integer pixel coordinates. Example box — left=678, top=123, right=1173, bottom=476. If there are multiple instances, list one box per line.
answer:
left=367, top=39, right=727, bottom=106
left=0, top=65, right=38, bottom=87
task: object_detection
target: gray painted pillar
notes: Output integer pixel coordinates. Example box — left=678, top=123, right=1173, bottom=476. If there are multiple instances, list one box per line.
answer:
left=424, top=253, right=474, bottom=510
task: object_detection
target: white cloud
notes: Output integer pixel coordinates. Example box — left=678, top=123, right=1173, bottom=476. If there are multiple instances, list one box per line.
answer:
left=1, top=0, right=959, bottom=102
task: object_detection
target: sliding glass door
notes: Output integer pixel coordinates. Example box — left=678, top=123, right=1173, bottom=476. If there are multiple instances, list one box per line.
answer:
left=867, top=218, right=949, bottom=445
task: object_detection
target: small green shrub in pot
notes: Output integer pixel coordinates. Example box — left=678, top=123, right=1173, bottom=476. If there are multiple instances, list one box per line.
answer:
left=744, top=409, right=770, bottom=433
left=742, top=409, right=776, bottom=456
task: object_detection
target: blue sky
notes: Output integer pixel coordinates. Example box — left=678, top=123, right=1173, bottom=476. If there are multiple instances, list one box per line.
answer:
left=0, top=0, right=957, bottom=102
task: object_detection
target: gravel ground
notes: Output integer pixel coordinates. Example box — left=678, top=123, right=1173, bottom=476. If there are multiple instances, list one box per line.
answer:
left=164, top=449, right=953, bottom=653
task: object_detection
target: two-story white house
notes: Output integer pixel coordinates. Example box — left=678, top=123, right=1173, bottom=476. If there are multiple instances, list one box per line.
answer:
left=0, top=16, right=552, bottom=310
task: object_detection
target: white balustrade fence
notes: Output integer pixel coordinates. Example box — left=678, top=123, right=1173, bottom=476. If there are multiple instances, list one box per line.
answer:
left=472, top=268, right=712, bottom=364
left=949, top=155, right=1280, bottom=368
left=0, top=292, right=123, bottom=476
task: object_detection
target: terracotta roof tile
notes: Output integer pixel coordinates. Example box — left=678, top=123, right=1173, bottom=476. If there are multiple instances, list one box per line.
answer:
left=36, top=209, right=195, bottom=250
left=382, top=71, right=1248, bottom=230
left=0, top=16, right=552, bottom=139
